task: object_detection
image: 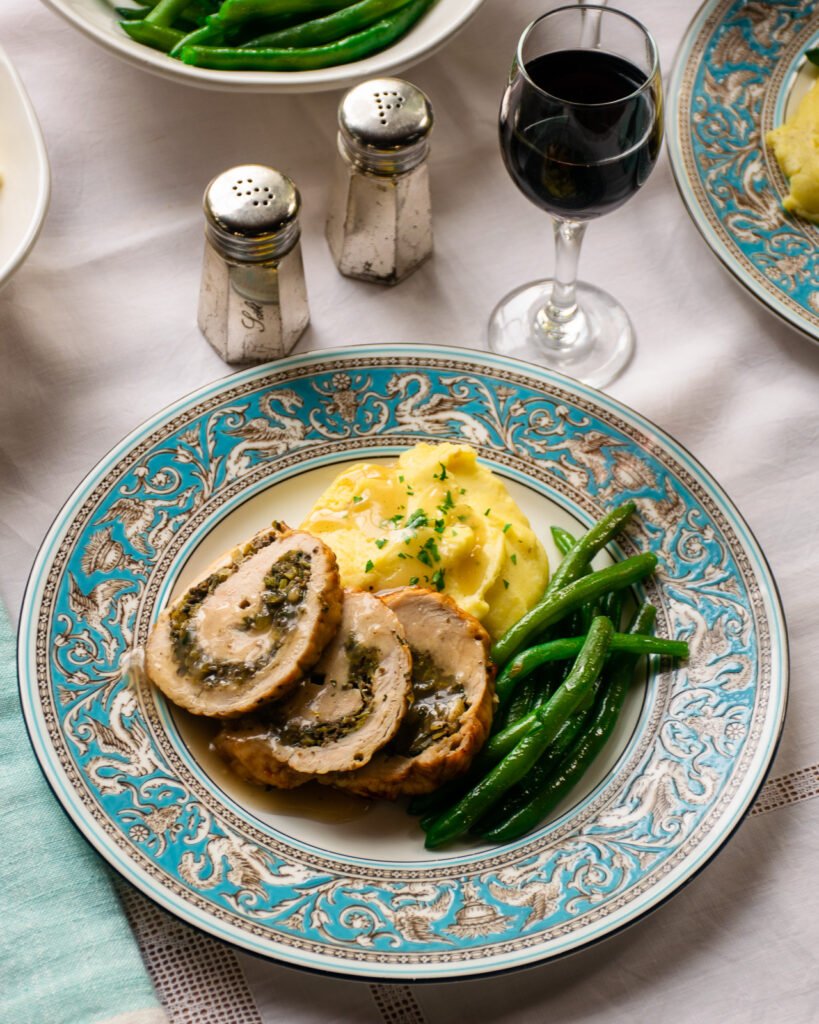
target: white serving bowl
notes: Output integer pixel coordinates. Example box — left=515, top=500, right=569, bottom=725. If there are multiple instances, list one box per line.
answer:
left=0, top=46, right=50, bottom=291
left=38, top=0, right=487, bottom=93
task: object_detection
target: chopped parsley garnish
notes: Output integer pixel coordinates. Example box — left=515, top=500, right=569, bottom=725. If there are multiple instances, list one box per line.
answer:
left=405, top=508, right=428, bottom=530
left=503, top=579, right=509, bottom=589
left=352, top=495, right=363, bottom=504
left=459, top=487, right=466, bottom=495
left=385, top=512, right=404, bottom=526
left=375, top=538, right=388, bottom=549
left=364, top=560, right=374, bottom=573
left=438, top=490, right=455, bottom=512
left=484, top=508, right=491, bottom=516
left=434, top=518, right=445, bottom=534
left=416, top=537, right=441, bottom=567
left=503, top=523, right=511, bottom=533
left=431, top=568, right=445, bottom=591
left=433, top=462, right=448, bottom=481
left=510, top=553, right=517, bottom=564
left=399, top=474, right=405, bottom=483
left=409, top=576, right=419, bottom=585
left=397, top=552, right=408, bottom=560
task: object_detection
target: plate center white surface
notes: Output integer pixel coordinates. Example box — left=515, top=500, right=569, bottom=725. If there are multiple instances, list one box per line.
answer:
left=161, top=458, right=644, bottom=863
left=783, top=50, right=819, bottom=119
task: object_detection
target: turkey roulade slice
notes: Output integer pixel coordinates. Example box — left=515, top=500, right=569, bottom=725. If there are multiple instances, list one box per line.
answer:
left=214, top=590, right=413, bottom=788
left=145, top=522, right=343, bottom=717
left=329, top=588, right=495, bottom=799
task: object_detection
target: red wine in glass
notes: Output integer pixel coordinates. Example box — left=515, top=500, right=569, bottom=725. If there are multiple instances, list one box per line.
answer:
left=500, top=49, right=662, bottom=220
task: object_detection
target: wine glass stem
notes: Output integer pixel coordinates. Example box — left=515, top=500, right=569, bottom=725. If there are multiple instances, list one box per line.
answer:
left=537, top=218, right=587, bottom=344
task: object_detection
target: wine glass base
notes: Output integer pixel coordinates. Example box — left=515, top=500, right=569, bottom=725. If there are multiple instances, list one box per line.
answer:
left=487, top=279, right=635, bottom=389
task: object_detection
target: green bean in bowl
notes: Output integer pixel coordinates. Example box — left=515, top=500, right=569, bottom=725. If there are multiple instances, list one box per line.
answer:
left=40, top=0, right=484, bottom=90
left=115, top=0, right=437, bottom=69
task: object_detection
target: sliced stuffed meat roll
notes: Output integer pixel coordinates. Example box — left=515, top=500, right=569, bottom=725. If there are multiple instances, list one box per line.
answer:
left=214, top=589, right=413, bottom=788
left=145, top=522, right=343, bottom=717
left=329, top=588, right=495, bottom=799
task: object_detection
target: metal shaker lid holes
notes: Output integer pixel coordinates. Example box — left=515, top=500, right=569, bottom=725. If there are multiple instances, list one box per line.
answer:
left=203, top=164, right=301, bottom=261
left=339, top=78, right=433, bottom=154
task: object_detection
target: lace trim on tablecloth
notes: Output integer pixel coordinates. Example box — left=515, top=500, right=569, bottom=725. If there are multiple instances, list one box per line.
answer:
left=748, top=763, right=819, bottom=816
left=116, top=879, right=264, bottom=1024
left=116, top=877, right=428, bottom=1023
left=369, top=984, right=428, bottom=1024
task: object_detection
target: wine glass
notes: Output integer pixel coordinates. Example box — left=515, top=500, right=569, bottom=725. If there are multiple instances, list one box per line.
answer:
left=488, top=5, right=663, bottom=388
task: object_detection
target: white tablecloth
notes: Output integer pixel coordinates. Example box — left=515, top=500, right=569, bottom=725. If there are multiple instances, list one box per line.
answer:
left=2, top=1, right=818, bottom=1021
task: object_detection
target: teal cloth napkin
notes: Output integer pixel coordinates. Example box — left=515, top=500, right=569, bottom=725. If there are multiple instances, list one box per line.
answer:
left=0, top=602, right=167, bottom=1024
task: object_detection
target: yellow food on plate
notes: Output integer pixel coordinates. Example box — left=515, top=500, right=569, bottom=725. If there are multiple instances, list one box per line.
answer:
left=767, top=74, right=819, bottom=222
left=300, top=443, right=549, bottom=640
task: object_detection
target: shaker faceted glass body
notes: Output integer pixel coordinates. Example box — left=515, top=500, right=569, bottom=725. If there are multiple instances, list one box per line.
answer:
left=198, top=164, right=309, bottom=364
left=327, top=149, right=432, bottom=285
left=199, top=243, right=309, bottom=363
left=326, top=78, right=434, bottom=286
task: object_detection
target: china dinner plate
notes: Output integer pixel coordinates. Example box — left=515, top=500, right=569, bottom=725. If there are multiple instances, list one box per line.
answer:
left=667, top=0, right=819, bottom=343
left=18, top=346, right=787, bottom=981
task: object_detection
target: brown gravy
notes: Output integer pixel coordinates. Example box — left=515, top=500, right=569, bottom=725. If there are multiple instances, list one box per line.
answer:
left=173, top=708, right=374, bottom=825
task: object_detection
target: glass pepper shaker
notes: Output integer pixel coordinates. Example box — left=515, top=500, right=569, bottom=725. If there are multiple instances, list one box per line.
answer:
left=198, top=164, right=309, bottom=364
left=326, top=78, right=434, bottom=285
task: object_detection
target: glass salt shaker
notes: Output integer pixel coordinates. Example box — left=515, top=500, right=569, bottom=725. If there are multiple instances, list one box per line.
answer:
left=198, top=164, right=309, bottom=364
left=326, top=78, right=434, bottom=285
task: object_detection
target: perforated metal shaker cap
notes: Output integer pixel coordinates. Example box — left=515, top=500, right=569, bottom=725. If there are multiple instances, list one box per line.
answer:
left=339, top=78, right=433, bottom=174
left=203, top=165, right=301, bottom=262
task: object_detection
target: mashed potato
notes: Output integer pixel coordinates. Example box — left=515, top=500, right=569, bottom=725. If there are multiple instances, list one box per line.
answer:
left=767, top=75, right=819, bottom=222
left=301, top=443, right=549, bottom=640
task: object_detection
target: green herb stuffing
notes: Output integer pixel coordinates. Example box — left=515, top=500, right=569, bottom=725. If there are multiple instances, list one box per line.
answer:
left=389, top=646, right=465, bottom=756
left=279, top=636, right=379, bottom=747
left=169, top=542, right=311, bottom=688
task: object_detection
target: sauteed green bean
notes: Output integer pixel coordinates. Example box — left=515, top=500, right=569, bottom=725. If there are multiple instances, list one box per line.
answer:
left=423, top=617, right=615, bottom=850
left=409, top=504, right=689, bottom=849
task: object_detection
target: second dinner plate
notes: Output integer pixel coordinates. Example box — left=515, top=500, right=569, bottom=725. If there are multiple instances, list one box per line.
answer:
left=667, top=0, right=819, bottom=342
left=19, top=345, right=787, bottom=980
